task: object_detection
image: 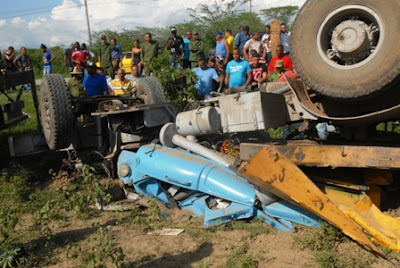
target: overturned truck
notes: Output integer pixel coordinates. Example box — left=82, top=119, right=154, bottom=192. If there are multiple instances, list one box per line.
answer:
left=42, top=0, right=400, bottom=256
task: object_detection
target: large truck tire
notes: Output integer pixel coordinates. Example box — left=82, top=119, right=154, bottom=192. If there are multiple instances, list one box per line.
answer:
left=40, top=74, right=74, bottom=150
left=136, top=77, right=166, bottom=104
left=291, top=0, right=400, bottom=99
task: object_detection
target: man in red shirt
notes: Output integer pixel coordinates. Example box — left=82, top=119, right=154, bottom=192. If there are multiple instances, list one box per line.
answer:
left=268, top=44, right=293, bottom=72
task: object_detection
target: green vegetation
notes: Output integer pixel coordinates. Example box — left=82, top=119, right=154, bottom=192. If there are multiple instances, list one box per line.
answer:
left=0, top=88, right=40, bottom=137
left=150, top=50, right=199, bottom=109
left=293, top=224, right=376, bottom=268
left=223, top=244, right=258, bottom=268
left=260, top=5, right=300, bottom=26
left=5, top=1, right=300, bottom=81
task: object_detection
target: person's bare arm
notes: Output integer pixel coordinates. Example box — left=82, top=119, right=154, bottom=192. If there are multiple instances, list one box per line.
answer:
left=225, top=73, right=230, bottom=87
left=64, top=54, right=67, bottom=67
left=245, top=72, right=252, bottom=87
left=13, top=58, right=19, bottom=69
left=50, top=52, right=56, bottom=63
left=224, top=40, right=230, bottom=65
left=4, top=52, right=14, bottom=61
left=262, top=45, right=266, bottom=59
left=259, top=71, right=268, bottom=83
left=243, top=49, right=249, bottom=61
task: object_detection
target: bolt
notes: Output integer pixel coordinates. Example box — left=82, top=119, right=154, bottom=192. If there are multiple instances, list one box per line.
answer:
left=118, top=164, right=131, bottom=178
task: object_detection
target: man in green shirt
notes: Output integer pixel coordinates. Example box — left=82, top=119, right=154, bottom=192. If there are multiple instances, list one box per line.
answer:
left=98, top=35, right=114, bottom=79
left=268, top=60, right=284, bottom=82
left=67, top=67, right=84, bottom=97
left=189, top=32, right=204, bottom=69
left=140, top=33, right=160, bottom=76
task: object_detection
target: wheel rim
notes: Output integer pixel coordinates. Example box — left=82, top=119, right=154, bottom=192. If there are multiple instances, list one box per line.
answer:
left=317, top=5, right=384, bottom=70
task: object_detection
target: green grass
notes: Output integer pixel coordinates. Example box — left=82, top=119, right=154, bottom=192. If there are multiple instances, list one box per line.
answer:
left=0, top=87, right=40, bottom=137
left=293, top=224, right=376, bottom=268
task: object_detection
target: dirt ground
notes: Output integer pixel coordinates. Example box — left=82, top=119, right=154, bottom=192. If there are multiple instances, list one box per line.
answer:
left=2, top=152, right=400, bottom=267
left=19, top=202, right=397, bottom=268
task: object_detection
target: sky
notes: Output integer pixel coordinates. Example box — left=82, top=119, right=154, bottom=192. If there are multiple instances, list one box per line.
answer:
left=0, top=0, right=306, bottom=50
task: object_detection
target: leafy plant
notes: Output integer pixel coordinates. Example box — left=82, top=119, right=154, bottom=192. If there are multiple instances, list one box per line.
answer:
left=150, top=51, right=199, bottom=110
left=81, top=224, right=125, bottom=268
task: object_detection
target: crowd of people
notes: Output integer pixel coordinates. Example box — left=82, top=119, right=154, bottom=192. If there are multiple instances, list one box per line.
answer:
left=0, top=22, right=298, bottom=99
left=1, top=22, right=334, bottom=139
left=187, top=23, right=298, bottom=99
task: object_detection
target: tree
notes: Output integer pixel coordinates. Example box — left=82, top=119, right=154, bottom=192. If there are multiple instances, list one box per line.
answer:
left=259, top=5, right=299, bottom=25
left=188, top=0, right=264, bottom=52
left=188, top=0, right=250, bottom=28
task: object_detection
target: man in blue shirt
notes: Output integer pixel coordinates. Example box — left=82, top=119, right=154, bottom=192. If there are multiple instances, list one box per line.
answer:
left=234, top=25, right=250, bottom=53
left=82, top=65, right=109, bottom=97
left=280, top=23, right=291, bottom=55
left=225, top=48, right=252, bottom=90
left=111, top=38, right=122, bottom=75
left=183, top=31, right=192, bottom=69
left=192, top=57, right=222, bottom=99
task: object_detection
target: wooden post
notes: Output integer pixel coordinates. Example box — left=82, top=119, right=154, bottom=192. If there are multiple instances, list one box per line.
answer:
left=270, top=20, right=281, bottom=58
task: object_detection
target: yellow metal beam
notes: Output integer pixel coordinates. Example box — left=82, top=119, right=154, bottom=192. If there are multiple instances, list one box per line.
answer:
left=240, top=142, right=400, bottom=169
left=239, top=145, right=382, bottom=254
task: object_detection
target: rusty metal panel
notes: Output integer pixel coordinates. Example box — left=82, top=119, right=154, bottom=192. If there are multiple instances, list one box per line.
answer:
left=240, top=142, right=400, bottom=169
left=218, top=92, right=286, bottom=133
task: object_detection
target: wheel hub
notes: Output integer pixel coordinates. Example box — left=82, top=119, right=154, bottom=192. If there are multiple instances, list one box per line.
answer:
left=331, top=20, right=368, bottom=56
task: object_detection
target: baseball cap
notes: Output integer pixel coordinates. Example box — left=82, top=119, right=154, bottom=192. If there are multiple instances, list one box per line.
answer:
left=214, top=31, right=223, bottom=36
left=101, top=35, right=107, bottom=40
left=170, top=27, right=177, bottom=32
left=193, top=31, right=199, bottom=35
left=275, top=60, right=284, bottom=68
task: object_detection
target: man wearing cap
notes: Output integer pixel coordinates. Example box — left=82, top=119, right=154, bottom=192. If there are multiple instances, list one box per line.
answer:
left=82, top=65, right=109, bottom=97
left=192, top=57, right=222, bottom=99
left=189, top=31, right=204, bottom=69
left=215, top=31, right=230, bottom=65
left=225, top=48, right=252, bottom=90
left=234, top=25, right=250, bottom=53
left=67, top=67, right=84, bottom=97
left=243, top=32, right=265, bottom=61
left=166, top=27, right=185, bottom=69
left=183, top=31, right=192, bottom=69
left=268, top=45, right=293, bottom=72
left=268, top=60, right=285, bottom=82
left=98, top=35, right=114, bottom=79
left=141, top=33, right=160, bottom=76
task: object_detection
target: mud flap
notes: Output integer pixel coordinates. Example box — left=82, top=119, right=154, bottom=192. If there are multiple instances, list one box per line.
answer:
left=239, top=145, right=382, bottom=255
